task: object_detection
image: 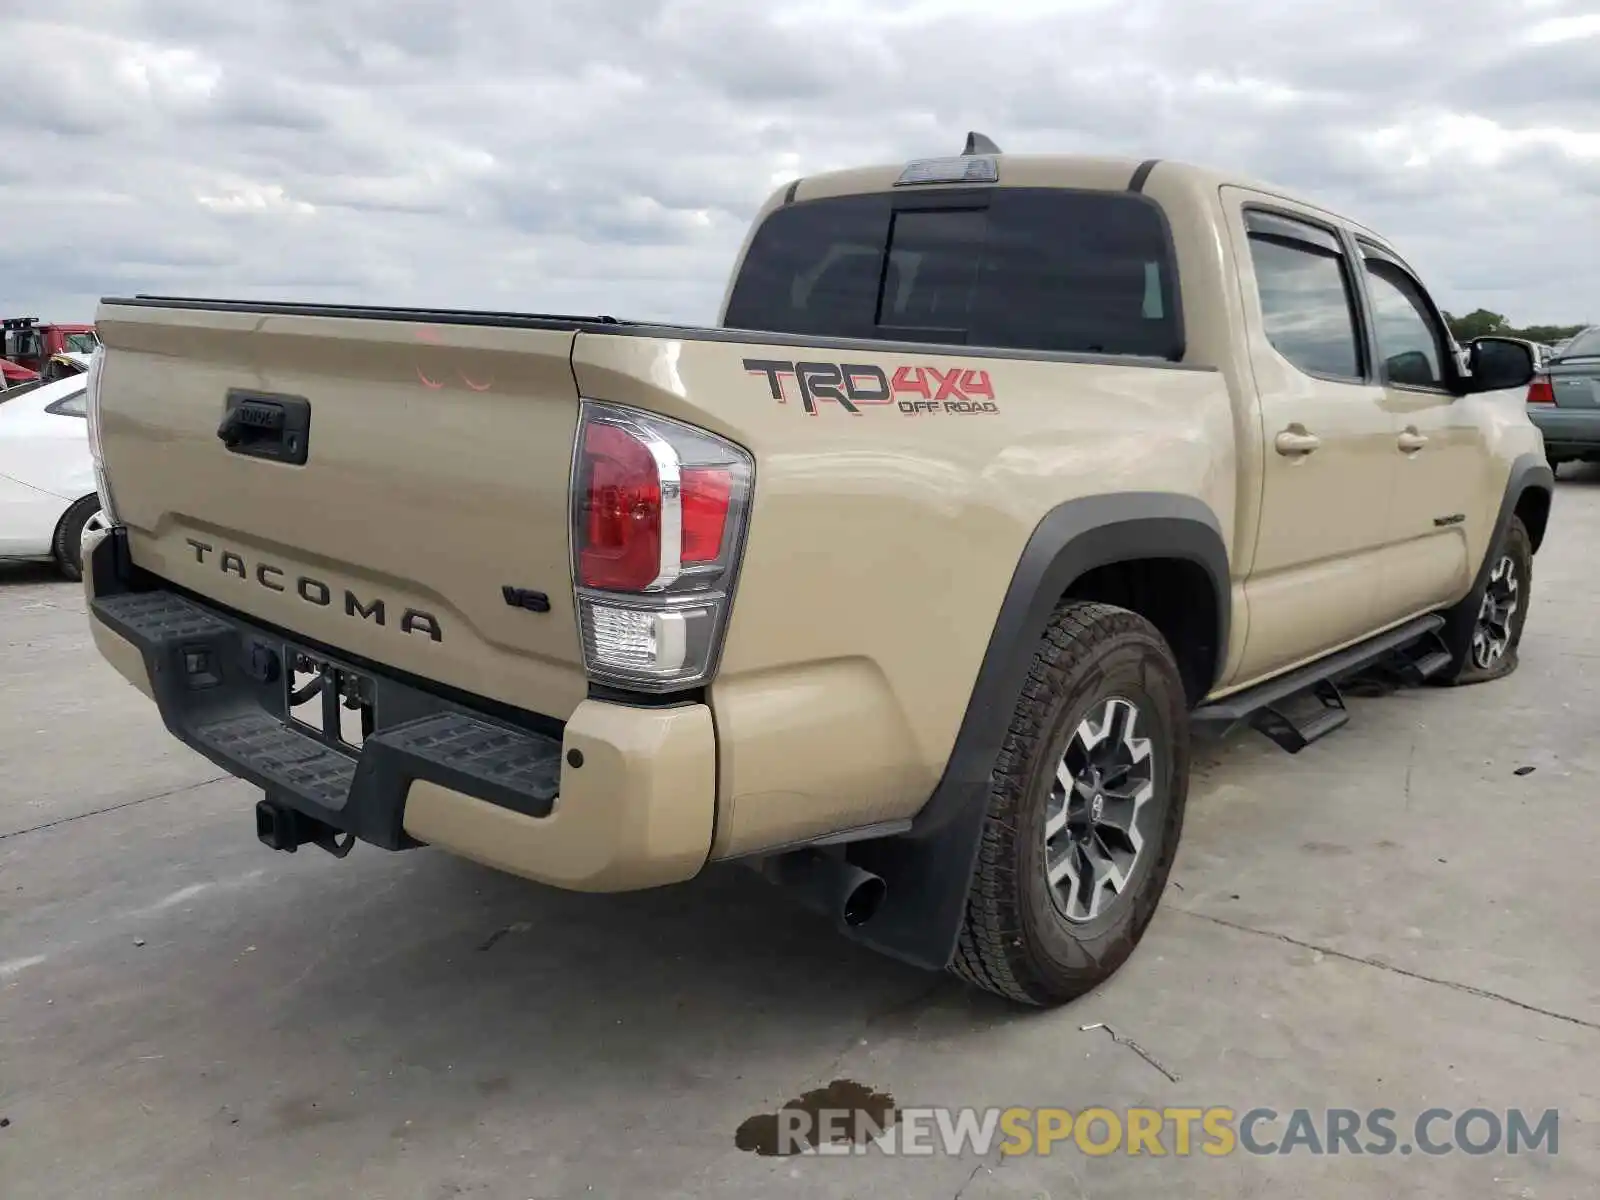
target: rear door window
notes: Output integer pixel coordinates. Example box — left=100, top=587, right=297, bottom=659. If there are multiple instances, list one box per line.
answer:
left=724, top=188, right=1182, bottom=360
left=1243, top=211, right=1365, bottom=382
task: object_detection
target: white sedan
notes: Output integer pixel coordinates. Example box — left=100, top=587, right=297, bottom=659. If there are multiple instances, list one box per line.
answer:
left=0, top=373, right=106, bottom=580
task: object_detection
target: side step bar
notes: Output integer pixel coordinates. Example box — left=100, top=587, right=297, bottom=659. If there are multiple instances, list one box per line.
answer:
left=1193, top=615, right=1448, bottom=753
left=1247, top=679, right=1349, bottom=754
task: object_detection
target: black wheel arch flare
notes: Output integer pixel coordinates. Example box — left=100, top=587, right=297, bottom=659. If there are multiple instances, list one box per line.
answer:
left=843, top=492, right=1231, bottom=972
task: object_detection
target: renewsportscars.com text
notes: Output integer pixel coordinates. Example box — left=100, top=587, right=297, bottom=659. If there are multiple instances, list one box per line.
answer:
left=770, top=1106, right=1560, bottom=1158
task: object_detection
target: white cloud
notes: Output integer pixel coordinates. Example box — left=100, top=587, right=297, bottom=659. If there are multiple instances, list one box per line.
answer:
left=0, top=0, right=1594, bottom=328
left=1525, top=12, right=1600, bottom=44
left=196, top=181, right=316, bottom=214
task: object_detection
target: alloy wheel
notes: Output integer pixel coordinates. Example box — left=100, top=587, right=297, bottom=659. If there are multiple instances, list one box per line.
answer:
left=1044, top=696, right=1158, bottom=923
left=1470, top=555, right=1519, bottom=670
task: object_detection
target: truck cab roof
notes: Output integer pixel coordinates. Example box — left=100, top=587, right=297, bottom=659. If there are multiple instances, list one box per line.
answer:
left=776, top=151, right=1391, bottom=248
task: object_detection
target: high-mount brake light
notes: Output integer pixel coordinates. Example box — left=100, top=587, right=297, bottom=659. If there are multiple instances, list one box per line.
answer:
left=571, top=403, right=753, bottom=691
left=895, top=131, right=1004, bottom=187
left=895, top=156, right=999, bottom=187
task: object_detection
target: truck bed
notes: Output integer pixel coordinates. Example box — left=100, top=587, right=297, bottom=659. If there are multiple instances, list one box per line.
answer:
left=93, top=293, right=1233, bottom=751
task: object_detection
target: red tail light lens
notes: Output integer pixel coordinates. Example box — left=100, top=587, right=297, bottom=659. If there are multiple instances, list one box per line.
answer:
left=681, top=467, right=732, bottom=563
left=1527, top=375, right=1555, bottom=405
left=570, top=402, right=754, bottom=692
left=578, top=422, right=662, bottom=591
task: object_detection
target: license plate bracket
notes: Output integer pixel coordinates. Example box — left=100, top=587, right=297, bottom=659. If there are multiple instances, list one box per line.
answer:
left=286, top=648, right=375, bottom=750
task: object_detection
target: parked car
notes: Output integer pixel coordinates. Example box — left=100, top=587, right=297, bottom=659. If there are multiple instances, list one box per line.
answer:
left=1527, top=325, right=1600, bottom=468
left=81, top=140, right=1548, bottom=1006
left=0, top=372, right=106, bottom=578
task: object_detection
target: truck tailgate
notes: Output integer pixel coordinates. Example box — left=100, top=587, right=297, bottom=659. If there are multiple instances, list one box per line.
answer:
left=94, top=303, right=589, bottom=721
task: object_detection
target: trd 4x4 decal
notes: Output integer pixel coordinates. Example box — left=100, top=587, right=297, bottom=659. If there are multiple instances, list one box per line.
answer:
left=743, top=359, right=1000, bottom=416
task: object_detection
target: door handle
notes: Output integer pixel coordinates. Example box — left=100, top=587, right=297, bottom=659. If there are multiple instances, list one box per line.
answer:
left=1397, top=427, right=1429, bottom=453
left=1274, top=427, right=1321, bottom=456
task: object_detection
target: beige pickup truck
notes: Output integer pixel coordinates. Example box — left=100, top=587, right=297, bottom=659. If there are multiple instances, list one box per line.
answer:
left=82, top=136, right=1552, bottom=1006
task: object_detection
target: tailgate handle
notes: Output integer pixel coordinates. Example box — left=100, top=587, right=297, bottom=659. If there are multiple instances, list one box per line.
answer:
left=218, top=390, right=311, bottom=466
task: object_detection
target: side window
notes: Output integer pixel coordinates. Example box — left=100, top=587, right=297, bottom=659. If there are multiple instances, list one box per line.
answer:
left=1361, top=256, right=1449, bottom=389
left=46, top=389, right=88, bottom=418
left=1244, top=212, right=1364, bottom=381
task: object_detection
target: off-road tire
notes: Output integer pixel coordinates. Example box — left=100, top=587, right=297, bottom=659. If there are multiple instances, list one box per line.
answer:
left=950, top=601, right=1190, bottom=1006
left=1438, top=515, right=1533, bottom=686
left=51, top=494, right=103, bottom=583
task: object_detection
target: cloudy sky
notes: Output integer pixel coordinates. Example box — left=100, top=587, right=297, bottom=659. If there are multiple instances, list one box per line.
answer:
left=3, top=0, right=1596, bottom=329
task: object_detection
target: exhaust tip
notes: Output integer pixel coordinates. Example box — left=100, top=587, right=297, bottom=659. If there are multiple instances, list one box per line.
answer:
left=755, top=848, right=889, bottom=930
left=842, top=874, right=888, bottom=927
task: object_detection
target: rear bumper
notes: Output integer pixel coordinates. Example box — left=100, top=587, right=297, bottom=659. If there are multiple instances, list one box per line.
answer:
left=1527, top=407, right=1600, bottom=457
left=84, top=529, right=716, bottom=892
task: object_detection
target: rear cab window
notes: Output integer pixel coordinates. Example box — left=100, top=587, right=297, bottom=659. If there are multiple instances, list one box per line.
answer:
left=723, top=188, right=1183, bottom=360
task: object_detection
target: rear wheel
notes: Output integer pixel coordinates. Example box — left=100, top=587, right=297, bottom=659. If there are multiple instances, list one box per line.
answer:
left=950, top=601, right=1189, bottom=1006
left=1438, top=515, right=1533, bottom=686
left=52, top=494, right=106, bottom=583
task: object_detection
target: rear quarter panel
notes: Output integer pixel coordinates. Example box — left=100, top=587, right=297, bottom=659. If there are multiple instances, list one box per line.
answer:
left=573, top=333, right=1237, bottom=857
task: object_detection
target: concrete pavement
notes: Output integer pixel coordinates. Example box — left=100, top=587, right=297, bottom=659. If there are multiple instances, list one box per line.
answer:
left=3, top=476, right=1598, bottom=1198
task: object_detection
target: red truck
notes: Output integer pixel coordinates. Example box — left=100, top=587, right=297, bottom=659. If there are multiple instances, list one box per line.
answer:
left=2, top=317, right=99, bottom=379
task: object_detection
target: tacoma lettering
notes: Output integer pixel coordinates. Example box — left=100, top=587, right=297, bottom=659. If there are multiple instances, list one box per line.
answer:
left=184, top=537, right=441, bottom=642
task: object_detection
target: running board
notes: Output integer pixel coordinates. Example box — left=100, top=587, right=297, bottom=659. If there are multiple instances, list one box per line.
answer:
left=1193, top=614, right=1447, bottom=753
left=1390, top=629, right=1454, bottom=685
left=1248, top=679, right=1348, bottom=753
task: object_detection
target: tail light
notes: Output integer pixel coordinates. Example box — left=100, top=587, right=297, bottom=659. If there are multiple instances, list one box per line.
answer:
left=83, top=346, right=122, bottom=525
left=571, top=401, right=754, bottom=691
left=1526, top=375, right=1555, bottom=405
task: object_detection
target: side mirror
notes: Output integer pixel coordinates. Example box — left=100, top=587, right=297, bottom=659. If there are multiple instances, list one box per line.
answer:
left=1464, top=337, right=1536, bottom=394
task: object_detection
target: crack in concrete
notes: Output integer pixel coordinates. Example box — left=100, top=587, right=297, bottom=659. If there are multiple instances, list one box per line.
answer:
left=1079, top=1022, right=1182, bottom=1082
left=0, top=775, right=231, bottom=841
left=952, top=1155, right=991, bottom=1199
left=1179, top=908, right=1600, bottom=1032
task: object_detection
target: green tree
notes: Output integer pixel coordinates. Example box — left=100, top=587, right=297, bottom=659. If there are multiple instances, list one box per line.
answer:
left=1442, top=310, right=1589, bottom=346
left=1442, top=309, right=1509, bottom=341
left=1518, top=323, right=1587, bottom=345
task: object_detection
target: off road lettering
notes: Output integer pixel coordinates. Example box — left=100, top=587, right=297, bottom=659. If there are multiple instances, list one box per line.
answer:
left=745, top=359, right=999, bottom=415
